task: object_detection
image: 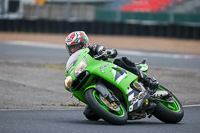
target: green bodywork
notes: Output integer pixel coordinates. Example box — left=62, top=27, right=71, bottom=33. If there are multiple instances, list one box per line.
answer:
left=65, top=48, right=149, bottom=112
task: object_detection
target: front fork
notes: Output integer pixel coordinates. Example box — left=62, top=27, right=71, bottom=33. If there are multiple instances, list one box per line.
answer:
left=84, top=82, right=119, bottom=103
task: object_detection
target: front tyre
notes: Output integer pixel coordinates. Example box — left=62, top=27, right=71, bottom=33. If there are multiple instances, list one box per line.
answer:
left=83, top=105, right=100, bottom=121
left=153, top=86, right=184, bottom=123
left=84, top=89, right=127, bottom=125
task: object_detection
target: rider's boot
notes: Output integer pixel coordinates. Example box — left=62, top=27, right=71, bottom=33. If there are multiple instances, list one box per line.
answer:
left=119, top=56, right=159, bottom=92
left=138, top=73, right=159, bottom=93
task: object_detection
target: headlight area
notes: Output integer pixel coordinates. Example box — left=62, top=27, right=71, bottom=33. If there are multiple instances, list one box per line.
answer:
left=65, top=76, right=73, bottom=88
left=75, top=58, right=88, bottom=77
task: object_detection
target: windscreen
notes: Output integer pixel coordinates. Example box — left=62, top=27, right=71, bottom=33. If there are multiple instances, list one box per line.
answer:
left=66, top=49, right=81, bottom=72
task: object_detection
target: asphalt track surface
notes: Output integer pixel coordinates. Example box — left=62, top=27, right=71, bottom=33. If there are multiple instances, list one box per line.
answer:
left=1, top=42, right=200, bottom=71
left=0, top=106, right=200, bottom=133
left=0, top=42, right=200, bottom=133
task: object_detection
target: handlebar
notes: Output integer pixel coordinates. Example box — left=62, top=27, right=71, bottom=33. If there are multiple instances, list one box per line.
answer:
left=135, top=59, right=147, bottom=65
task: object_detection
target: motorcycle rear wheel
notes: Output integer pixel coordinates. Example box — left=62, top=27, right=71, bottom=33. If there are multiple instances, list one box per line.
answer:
left=85, top=89, right=127, bottom=125
left=153, top=85, right=184, bottom=123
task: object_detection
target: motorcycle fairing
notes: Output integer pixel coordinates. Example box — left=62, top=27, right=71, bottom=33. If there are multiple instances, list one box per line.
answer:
left=127, top=85, right=150, bottom=112
left=66, top=48, right=150, bottom=112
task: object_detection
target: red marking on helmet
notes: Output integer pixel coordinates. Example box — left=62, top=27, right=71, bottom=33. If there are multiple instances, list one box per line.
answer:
left=80, top=32, right=83, bottom=36
left=83, top=43, right=87, bottom=47
left=80, top=36, right=83, bottom=42
left=69, top=33, right=75, bottom=39
left=71, top=41, right=76, bottom=44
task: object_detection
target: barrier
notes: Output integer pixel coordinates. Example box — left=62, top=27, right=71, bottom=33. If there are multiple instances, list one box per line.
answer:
left=96, top=10, right=200, bottom=24
left=0, top=19, right=199, bottom=39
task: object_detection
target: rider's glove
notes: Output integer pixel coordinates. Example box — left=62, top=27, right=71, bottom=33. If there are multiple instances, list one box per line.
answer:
left=92, top=44, right=106, bottom=55
left=104, top=48, right=118, bottom=58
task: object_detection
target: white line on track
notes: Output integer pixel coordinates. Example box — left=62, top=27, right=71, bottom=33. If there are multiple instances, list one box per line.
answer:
left=2, top=40, right=200, bottom=59
left=183, top=104, right=200, bottom=108
left=118, top=49, right=200, bottom=59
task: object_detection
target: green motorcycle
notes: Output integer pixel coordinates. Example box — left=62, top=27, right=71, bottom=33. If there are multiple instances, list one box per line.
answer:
left=64, top=48, right=184, bottom=125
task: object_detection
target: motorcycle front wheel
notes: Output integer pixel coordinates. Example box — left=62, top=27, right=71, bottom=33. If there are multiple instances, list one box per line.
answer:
left=153, top=85, right=184, bottom=123
left=84, top=89, right=127, bottom=125
left=83, top=105, right=100, bottom=121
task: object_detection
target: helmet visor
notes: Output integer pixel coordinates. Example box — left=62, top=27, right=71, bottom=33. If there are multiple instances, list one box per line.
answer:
left=66, top=44, right=80, bottom=55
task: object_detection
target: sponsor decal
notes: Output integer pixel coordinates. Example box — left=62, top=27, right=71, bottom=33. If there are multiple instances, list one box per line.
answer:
left=100, top=65, right=108, bottom=69
left=127, top=90, right=147, bottom=111
left=130, top=92, right=147, bottom=105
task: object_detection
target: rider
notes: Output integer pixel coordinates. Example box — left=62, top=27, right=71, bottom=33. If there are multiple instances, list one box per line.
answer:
left=65, top=31, right=159, bottom=91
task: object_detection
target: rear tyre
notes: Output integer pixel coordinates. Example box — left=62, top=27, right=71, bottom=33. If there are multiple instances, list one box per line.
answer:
left=153, top=85, right=184, bottom=123
left=85, top=89, right=127, bottom=125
